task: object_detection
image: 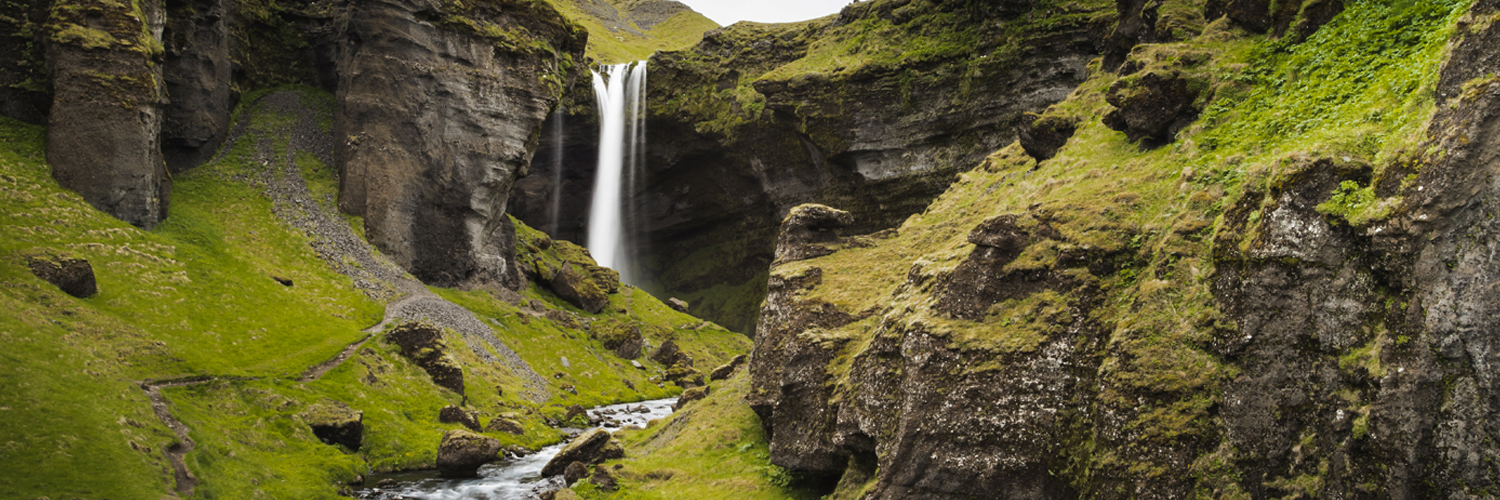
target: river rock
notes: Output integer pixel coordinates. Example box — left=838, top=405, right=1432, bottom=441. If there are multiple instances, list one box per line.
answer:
left=709, top=354, right=747, bottom=381
left=563, top=461, right=588, bottom=485
left=435, top=429, right=501, bottom=478
left=385, top=322, right=464, bottom=395
left=673, top=386, right=709, bottom=411
left=540, top=429, right=624, bottom=477
left=439, top=405, right=481, bottom=432
left=28, top=255, right=97, bottom=298
left=301, top=401, right=363, bottom=451
left=485, top=417, right=524, bottom=435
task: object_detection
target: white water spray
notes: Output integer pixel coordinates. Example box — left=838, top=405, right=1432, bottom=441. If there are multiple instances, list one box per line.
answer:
left=587, top=61, right=647, bottom=284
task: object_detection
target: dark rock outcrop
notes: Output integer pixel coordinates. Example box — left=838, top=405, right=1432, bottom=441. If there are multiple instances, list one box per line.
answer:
left=334, top=0, right=586, bottom=291
left=563, top=461, right=588, bottom=485
left=45, top=0, right=171, bottom=229
left=302, top=401, right=363, bottom=451
left=0, top=0, right=50, bottom=124
left=540, top=428, right=624, bottom=477
left=597, top=323, right=643, bottom=359
left=1017, top=112, right=1078, bottom=163
left=1102, top=70, right=1203, bottom=146
left=550, top=262, right=610, bottom=313
left=435, top=429, right=502, bottom=478
left=773, top=204, right=853, bottom=265
left=439, top=405, right=481, bottom=432
left=159, top=0, right=234, bottom=173
left=484, top=417, right=524, bottom=435
left=590, top=465, right=618, bottom=491
left=385, top=322, right=464, bottom=395
left=708, top=354, right=746, bottom=381
left=666, top=297, right=690, bottom=313
left=672, top=386, right=708, bottom=410
left=649, top=338, right=686, bottom=367
left=28, top=255, right=98, bottom=298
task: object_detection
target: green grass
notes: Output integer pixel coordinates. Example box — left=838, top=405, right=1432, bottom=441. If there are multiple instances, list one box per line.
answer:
left=565, top=372, right=824, bottom=500
left=544, top=0, right=718, bottom=64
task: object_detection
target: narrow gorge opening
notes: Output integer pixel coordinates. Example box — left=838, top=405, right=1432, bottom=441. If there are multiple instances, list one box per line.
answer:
left=587, top=61, right=648, bottom=285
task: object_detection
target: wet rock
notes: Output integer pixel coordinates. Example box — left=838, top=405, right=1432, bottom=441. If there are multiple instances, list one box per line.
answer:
left=673, top=386, right=709, bottom=411
left=1102, top=70, right=1202, bottom=146
left=590, top=465, right=619, bottom=491
left=563, top=461, right=589, bottom=485
left=1017, top=112, right=1078, bottom=162
left=27, top=255, right=97, bottom=298
left=549, top=262, right=609, bottom=313
left=435, top=429, right=501, bottom=478
left=377, top=478, right=397, bottom=487
left=774, top=204, right=854, bottom=265
left=541, top=429, right=625, bottom=477
left=45, top=0, right=170, bottom=228
left=439, top=406, right=481, bottom=432
left=301, top=401, right=363, bottom=451
left=709, top=354, right=748, bottom=381
left=666, top=297, right=690, bottom=312
left=485, top=417, right=524, bottom=435
left=385, top=322, right=464, bottom=395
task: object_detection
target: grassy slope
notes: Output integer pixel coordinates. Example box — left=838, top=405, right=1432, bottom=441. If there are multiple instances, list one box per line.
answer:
left=0, top=86, right=749, bottom=499
left=764, top=0, right=1469, bottom=493
left=544, top=0, right=718, bottom=64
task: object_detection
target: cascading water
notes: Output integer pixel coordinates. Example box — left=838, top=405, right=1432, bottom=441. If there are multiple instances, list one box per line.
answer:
left=587, top=61, right=647, bottom=284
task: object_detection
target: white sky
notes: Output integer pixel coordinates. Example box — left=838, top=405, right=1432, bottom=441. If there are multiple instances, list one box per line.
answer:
left=674, top=0, right=858, bottom=26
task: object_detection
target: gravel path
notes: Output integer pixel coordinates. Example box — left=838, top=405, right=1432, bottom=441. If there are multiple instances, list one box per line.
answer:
left=227, top=91, right=549, bottom=401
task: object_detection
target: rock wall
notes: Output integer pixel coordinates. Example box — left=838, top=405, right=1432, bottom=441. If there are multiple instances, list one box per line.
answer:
left=332, top=0, right=587, bottom=289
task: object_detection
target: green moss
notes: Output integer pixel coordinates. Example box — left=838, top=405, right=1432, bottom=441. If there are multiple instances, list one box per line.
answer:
left=541, top=0, right=718, bottom=64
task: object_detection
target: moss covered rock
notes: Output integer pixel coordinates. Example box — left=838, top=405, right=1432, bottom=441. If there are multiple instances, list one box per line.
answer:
left=436, top=429, right=502, bottom=478
left=301, top=401, right=363, bottom=451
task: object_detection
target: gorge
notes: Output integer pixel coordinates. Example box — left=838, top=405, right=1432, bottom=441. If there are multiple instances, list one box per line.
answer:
left=3, top=0, right=1500, bottom=498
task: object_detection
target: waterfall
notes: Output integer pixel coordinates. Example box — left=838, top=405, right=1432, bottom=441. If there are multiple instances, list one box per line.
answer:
left=587, top=61, right=647, bottom=284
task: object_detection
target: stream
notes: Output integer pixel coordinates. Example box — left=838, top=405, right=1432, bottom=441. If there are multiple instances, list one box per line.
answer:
left=354, top=397, right=677, bottom=500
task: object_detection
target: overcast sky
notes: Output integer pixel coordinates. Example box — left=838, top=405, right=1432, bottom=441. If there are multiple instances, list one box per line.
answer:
left=675, top=0, right=857, bottom=26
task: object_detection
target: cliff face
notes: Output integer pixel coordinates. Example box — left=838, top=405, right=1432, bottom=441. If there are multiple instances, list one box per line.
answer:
left=749, top=0, right=1500, bottom=497
left=516, top=0, right=1112, bottom=333
left=332, top=0, right=587, bottom=289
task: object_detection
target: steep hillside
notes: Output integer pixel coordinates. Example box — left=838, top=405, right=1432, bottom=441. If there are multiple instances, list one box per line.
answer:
left=544, top=0, right=719, bottom=63
left=748, top=0, right=1500, bottom=497
left=0, top=88, right=748, bottom=499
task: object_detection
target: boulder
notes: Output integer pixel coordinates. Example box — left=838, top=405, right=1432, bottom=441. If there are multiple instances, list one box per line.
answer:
left=563, top=461, right=589, bottom=485
left=591, top=465, right=619, bottom=491
left=673, top=386, right=710, bottom=411
left=439, top=405, right=481, bottom=432
left=665, top=363, right=704, bottom=388
left=1102, top=70, right=1202, bottom=146
left=666, top=297, right=690, bottom=313
left=28, top=255, right=97, bottom=298
left=1017, top=112, right=1078, bottom=162
left=773, top=204, right=855, bottom=265
left=435, top=429, right=502, bottom=478
left=485, top=417, right=525, bottom=435
left=598, top=323, right=643, bottom=359
left=550, top=262, right=610, bottom=313
left=540, top=429, right=625, bottom=477
left=385, top=322, right=464, bottom=394
left=302, top=402, right=363, bottom=451
left=650, top=339, right=691, bottom=367
left=563, top=405, right=587, bottom=424
left=709, top=355, right=748, bottom=381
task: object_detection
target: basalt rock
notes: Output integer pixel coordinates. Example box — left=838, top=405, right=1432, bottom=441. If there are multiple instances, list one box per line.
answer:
left=1102, top=70, right=1203, bottom=147
left=541, top=428, right=624, bottom=477
left=773, top=204, right=854, bottom=265
left=596, top=322, right=643, bottom=359
left=673, top=386, right=708, bottom=410
left=28, top=255, right=97, bottom=298
left=385, top=322, right=464, bottom=395
left=485, top=417, right=524, bottom=435
left=550, top=262, right=610, bottom=314
left=45, top=0, right=171, bottom=229
left=1017, top=112, right=1078, bottom=163
left=302, top=401, right=363, bottom=451
left=563, top=461, right=589, bottom=485
left=334, top=0, right=586, bottom=291
left=436, top=429, right=502, bottom=478
left=0, top=0, right=50, bottom=124
left=708, top=354, right=746, bottom=381
left=439, top=405, right=481, bottom=432
left=590, top=465, right=619, bottom=492
left=649, top=338, right=686, bottom=367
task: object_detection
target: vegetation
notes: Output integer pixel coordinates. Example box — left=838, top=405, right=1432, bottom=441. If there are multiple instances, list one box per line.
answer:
left=544, top=0, right=719, bottom=64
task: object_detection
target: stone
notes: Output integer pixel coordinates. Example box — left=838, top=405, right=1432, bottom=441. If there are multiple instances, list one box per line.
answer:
left=28, top=255, right=97, bottom=298
left=439, top=405, right=480, bottom=432
left=631, top=360, right=645, bottom=370
left=334, top=0, right=585, bottom=291
left=650, top=339, right=686, bottom=367
left=485, top=417, right=525, bottom=435
left=774, top=204, right=855, bottom=265
left=598, top=323, right=644, bottom=359
left=563, top=461, right=588, bottom=485
left=1102, top=70, right=1202, bottom=146
left=540, top=429, right=625, bottom=477
left=45, top=0, right=170, bottom=229
left=301, top=401, right=363, bottom=451
left=564, top=405, right=587, bottom=424
left=590, top=465, right=619, bottom=492
left=1017, top=112, right=1078, bottom=162
left=385, top=322, right=464, bottom=395
left=673, top=386, right=710, bottom=411
left=435, top=429, right=501, bottom=478
left=709, top=355, right=748, bottom=381
left=549, top=262, right=610, bottom=313
left=665, top=363, right=704, bottom=388
left=160, top=0, right=234, bottom=173
left=667, top=297, right=690, bottom=313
